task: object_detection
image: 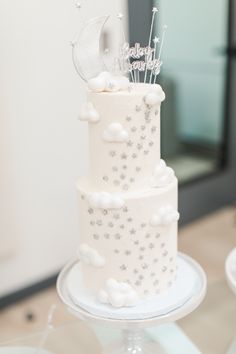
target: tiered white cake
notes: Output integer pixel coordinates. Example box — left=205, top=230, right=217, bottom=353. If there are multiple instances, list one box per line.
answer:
left=77, top=74, right=180, bottom=308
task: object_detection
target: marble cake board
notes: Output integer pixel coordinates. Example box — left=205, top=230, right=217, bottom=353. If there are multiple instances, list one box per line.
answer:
left=66, top=255, right=200, bottom=320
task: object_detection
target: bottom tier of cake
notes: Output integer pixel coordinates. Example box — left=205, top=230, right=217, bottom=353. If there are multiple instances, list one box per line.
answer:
left=76, top=178, right=179, bottom=307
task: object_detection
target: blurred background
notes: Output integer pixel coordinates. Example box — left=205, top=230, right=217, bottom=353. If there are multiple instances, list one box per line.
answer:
left=0, top=0, right=236, bottom=353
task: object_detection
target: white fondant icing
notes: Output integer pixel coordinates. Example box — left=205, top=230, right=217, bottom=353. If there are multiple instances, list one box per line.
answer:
left=103, top=123, right=129, bottom=143
left=78, top=244, right=106, bottom=268
left=150, top=206, right=180, bottom=227
left=151, top=159, right=175, bottom=188
left=88, top=192, right=125, bottom=210
left=88, top=71, right=129, bottom=93
left=98, top=278, right=139, bottom=308
left=79, top=102, right=100, bottom=123
left=144, top=84, right=166, bottom=107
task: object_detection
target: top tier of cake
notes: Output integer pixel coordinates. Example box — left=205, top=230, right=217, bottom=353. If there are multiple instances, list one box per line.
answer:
left=80, top=83, right=165, bottom=193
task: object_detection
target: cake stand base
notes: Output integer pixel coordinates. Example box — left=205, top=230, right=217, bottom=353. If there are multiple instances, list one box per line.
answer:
left=102, top=329, right=164, bottom=354
left=57, top=253, right=206, bottom=354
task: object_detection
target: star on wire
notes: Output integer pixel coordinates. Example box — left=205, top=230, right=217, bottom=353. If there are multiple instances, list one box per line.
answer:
left=152, top=7, right=158, bottom=13
left=76, top=2, right=82, bottom=9
left=117, top=13, right=124, bottom=20
left=153, top=36, right=160, bottom=44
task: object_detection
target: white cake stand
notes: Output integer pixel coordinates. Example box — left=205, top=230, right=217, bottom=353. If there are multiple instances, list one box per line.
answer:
left=57, top=253, right=206, bottom=354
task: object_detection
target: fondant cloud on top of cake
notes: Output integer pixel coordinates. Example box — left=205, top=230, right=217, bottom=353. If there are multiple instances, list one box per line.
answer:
left=78, top=244, right=106, bottom=268
left=144, top=85, right=166, bottom=107
left=88, top=192, right=125, bottom=210
left=98, top=278, right=139, bottom=308
left=88, top=71, right=130, bottom=93
left=103, top=123, right=129, bottom=143
left=150, top=159, right=175, bottom=188
left=150, top=205, right=180, bottom=227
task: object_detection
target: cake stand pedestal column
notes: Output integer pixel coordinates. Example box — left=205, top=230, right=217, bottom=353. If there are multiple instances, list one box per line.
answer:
left=57, top=253, right=206, bottom=354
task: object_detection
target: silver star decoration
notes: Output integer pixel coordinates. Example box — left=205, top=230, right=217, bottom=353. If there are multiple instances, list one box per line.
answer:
left=162, top=266, right=167, bottom=272
left=130, top=228, right=136, bottom=235
left=121, top=153, right=128, bottom=160
left=104, top=233, right=110, bottom=239
left=152, top=7, right=158, bottom=13
left=120, top=264, right=127, bottom=271
left=126, top=116, right=132, bottom=122
left=125, top=250, right=131, bottom=256
left=110, top=151, right=116, bottom=157
left=127, top=140, right=133, bottom=147
left=76, top=2, right=82, bottom=9
left=135, top=105, right=142, bottom=112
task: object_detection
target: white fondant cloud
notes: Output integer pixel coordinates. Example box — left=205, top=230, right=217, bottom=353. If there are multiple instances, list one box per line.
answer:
left=78, top=244, right=106, bottom=268
left=98, top=279, right=139, bottom=308
left=150, top=159, right=175, bottom=188
left=150, top=206, right=180, bottom=227
left=79, top=102, right=100, bottom=123
left=144, top=85, right=165, bottom=107
left=103, top=123, right=129, bottom=143
left=88, top=192, right=125, bottom=210
left=88, top=71, right=130, bottom=93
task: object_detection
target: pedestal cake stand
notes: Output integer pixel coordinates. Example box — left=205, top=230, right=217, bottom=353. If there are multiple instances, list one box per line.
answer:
left=57, top=253, right=206, bottom=354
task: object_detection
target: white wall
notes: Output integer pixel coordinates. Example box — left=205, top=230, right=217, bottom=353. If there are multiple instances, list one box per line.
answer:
left=0, top=0, right=127, bottom=297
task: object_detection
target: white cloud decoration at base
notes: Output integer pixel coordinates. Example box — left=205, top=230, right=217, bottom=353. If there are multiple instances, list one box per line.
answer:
left=88, top=72, right=130, bottom=93
left=88, top=192, right=125, bottom=210
left=98, top=279, right=139, bottom=308
left=78, top=244, right=106, bottom=268
left=79, top=102, right=100, bottom=123
left=150, top=159, right=175, bottom=188
left=103, top=123, right=129, bottom=143
left=144, top=85, right=166, bottom=107
left=150, top=206, right=180, bottom=227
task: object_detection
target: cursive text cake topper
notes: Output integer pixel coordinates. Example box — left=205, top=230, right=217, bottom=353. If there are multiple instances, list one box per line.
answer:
left=120, top=42, right=162, bottom=75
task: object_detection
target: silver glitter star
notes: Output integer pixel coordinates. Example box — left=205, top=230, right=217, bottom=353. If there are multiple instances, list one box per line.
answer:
left=120, top=264, right=127, bottom=271
left=135, top=105, right=142, bottom=112
left=121, top=153, right=128, bottom=160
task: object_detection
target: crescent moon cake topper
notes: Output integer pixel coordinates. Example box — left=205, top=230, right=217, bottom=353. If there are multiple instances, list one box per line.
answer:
left=72, top=16, right=110, bottom=82
left=72, top=4, right=167, bottom=85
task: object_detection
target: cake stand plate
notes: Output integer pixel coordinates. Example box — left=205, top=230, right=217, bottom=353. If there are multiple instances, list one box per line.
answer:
left=57, top=253, right=206, bottom=327
left=66, top=255, right=199, bottom=320
left=57, top=253, right=206, bottom=354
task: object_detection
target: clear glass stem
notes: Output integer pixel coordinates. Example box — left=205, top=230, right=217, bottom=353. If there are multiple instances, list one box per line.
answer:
left=123, top=329, right=144, bottom=354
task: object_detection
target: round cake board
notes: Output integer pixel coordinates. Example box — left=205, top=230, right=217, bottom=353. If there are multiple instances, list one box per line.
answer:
left=66, top=255, right=199, bottom=320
